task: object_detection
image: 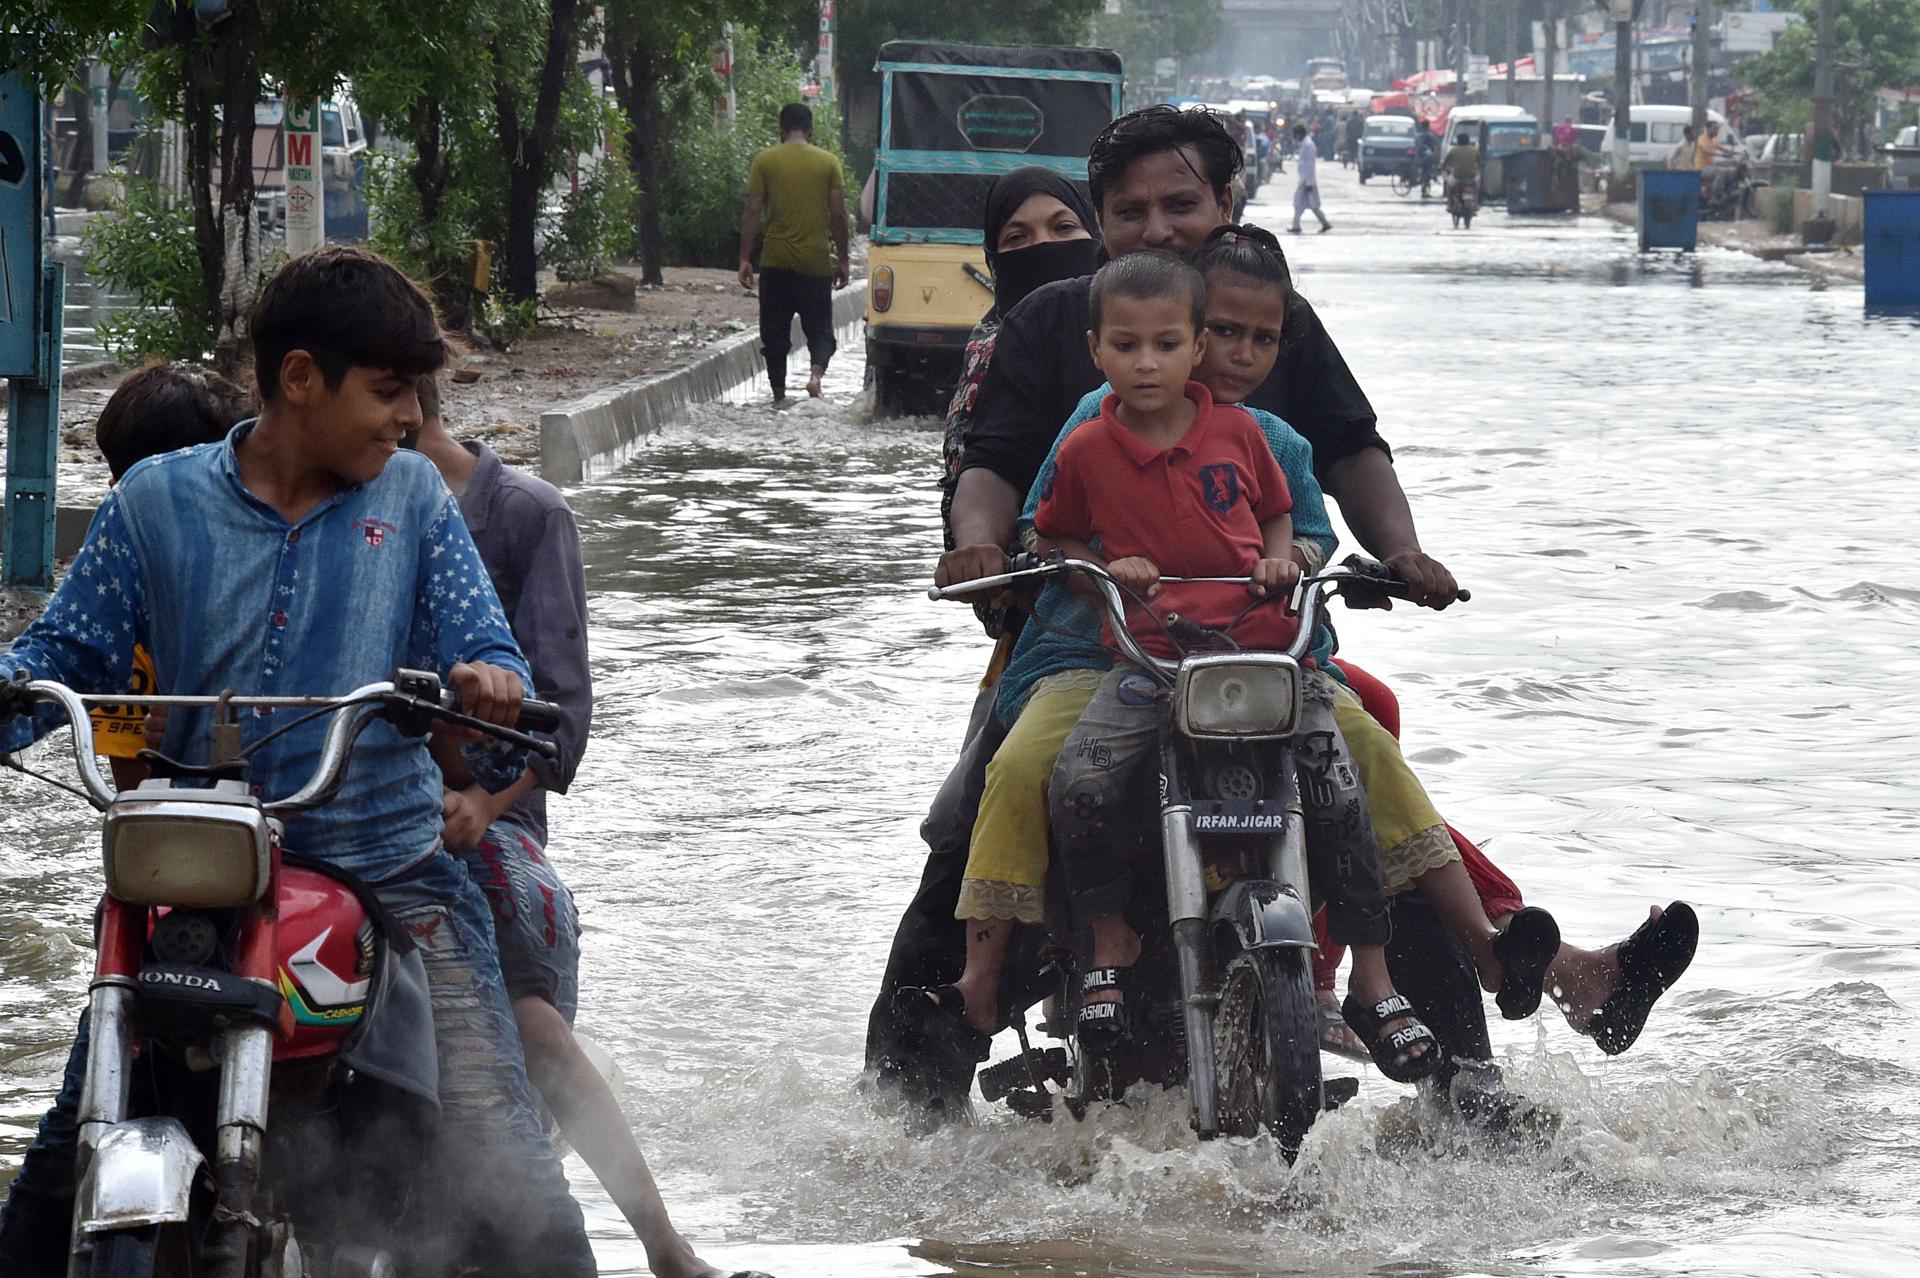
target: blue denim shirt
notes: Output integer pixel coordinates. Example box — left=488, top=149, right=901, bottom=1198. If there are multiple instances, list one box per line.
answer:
left=993, top=388, right=1340, bottom=725
left=1, top=425, right=530, bottom=880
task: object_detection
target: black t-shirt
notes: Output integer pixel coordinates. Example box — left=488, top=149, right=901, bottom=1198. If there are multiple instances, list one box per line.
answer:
left=958, top=275, right=1388, bottom=499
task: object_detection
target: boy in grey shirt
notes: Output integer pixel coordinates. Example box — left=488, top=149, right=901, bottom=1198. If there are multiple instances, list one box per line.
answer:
left=411, top=377, right=764, bottom=1278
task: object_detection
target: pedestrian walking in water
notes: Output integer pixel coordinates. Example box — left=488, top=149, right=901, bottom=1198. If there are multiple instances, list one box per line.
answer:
left=1288, top=123, right=1331, bottom=234
left=739, top=103, right=849, bottom=403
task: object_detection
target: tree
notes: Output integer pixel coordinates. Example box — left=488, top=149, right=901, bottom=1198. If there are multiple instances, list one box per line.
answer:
left=491, top=0, right=585, bottom=302
left=1092, top=0, right=1221, bottom=98
left=1740, top=0, right=1920, bottom=148
left=348, top=0, right=516, bottom=326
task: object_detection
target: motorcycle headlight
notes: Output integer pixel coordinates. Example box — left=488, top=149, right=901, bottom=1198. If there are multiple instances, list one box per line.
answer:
left=102, top=794, right=271, bottom=908
left=1174, top=654, right=1300, bottom=740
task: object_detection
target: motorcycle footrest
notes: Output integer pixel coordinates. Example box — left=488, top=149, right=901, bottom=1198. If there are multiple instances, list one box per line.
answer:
left=977, top=1047, right=1070, bottom=1102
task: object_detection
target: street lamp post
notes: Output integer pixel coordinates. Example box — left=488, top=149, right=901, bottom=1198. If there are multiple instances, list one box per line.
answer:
left=1690, top=0, right=1711, bottom=137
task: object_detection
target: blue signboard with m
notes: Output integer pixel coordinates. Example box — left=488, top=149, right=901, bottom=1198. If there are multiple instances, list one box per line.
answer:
left=2, top=62, right=64, bottom=589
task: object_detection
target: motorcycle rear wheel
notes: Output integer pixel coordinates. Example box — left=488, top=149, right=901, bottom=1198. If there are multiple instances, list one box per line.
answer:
left=1212, top=949, right=1321, bottom=1160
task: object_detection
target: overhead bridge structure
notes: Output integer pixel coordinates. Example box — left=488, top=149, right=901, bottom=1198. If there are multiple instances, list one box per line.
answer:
left=1221, top=0, right=1344, bottom=40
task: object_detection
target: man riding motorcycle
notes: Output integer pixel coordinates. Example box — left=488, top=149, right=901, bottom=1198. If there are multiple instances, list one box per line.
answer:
left=870, top=105, right=1491, bottom=1125
left=1443, top=136, right=1480, bottom=218
left=866, top=105, right=1698, bottom=1131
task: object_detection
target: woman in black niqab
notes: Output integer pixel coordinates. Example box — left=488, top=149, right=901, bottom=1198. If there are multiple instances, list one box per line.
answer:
left=979, top=166, right=1102, bottom=322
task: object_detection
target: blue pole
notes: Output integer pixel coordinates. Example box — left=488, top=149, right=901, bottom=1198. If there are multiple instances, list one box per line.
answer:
left=2, top=68, right=60, bottom=589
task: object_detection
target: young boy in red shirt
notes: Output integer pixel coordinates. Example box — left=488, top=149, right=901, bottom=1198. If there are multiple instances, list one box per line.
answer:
left=1034, top=251, right=1438, bottom=1081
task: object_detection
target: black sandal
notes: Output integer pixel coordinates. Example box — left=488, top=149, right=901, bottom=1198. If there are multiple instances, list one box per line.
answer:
left=1584, top=902, right=1698, bottom=1056
left=1075, top=966, right=1134, bottom=1053
left=891, top=985, right=993, bottom=1064
left=1494, top=905, right=1562, bottom=1021
left=1341, top=993, right=1442, bottom=1084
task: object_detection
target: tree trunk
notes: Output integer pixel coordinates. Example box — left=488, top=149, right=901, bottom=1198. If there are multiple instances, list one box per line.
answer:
left=407, top=96, right=472, bottom=330
left=181, top=36, right=223, bottom=359
left=202, top=0, right=263, bottom=376
left=606, top=23, right=665, bottom=286
left=494, top=0, right=582, bottom=303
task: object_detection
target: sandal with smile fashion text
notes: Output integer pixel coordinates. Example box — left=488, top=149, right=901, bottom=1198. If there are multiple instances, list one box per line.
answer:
left=1341, top=993, right=1442, bottom=1084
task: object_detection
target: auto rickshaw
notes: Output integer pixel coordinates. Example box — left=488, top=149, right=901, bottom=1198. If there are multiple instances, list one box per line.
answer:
left=865, top=41, right=1123, bottom=417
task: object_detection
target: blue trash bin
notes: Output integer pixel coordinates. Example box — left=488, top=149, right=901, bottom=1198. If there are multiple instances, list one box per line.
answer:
left=1863, top=190, right=1920, bottom=305
left=1638, top=170, right=1699, bottom=251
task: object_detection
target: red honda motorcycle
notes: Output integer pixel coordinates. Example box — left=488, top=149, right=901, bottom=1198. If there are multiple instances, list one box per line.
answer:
left=1, top=670, right=557, bottom=1278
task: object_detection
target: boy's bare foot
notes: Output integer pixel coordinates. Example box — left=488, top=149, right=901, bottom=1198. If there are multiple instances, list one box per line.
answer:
left=805, top=370, right=824, bottom=398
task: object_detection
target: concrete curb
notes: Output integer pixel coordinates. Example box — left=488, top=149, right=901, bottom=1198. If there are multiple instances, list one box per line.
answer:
left=6, top=286, right=870, bottom=573
left=540, top=282, right=868, bottom=485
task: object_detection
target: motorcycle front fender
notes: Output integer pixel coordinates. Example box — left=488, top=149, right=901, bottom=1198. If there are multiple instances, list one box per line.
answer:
left=75, top=1117, right=205, bottom=1234
left=1211, top=879, right=1316, bottom=953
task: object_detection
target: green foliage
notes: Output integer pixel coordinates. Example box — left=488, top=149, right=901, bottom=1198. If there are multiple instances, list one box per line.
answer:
left=545, top=157, right=639, bottom=281
left=659, top=27, right=847, bottom=267
left=0, top=2, right=147, bottom=89
left=1740, top=0, right=1920, bottom=144
left=473, top=293, right=540, bottom=350
left=364, top=149, right=489, bottom=291
left=1091, top=0, right=1219, bottom=93
left=82, top=177, right=216, bottom=363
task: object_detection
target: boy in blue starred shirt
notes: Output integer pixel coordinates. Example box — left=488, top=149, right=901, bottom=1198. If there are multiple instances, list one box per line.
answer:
left=0, top=248, right=595, bottom=1277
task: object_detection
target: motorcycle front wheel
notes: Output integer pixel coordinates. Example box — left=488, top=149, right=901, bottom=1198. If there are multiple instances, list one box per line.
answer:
left=1212, top=949, right=1321, bottom=1160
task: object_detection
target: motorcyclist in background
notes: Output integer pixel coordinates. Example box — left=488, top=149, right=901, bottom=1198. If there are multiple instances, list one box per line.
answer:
left=1443, top=134, right=1480, bottom=209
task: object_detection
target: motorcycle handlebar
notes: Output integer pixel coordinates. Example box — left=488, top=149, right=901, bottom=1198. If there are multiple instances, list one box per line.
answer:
left=2, top=671, right=560, bottom=815
left=930, top=554, right=1465, bottom=680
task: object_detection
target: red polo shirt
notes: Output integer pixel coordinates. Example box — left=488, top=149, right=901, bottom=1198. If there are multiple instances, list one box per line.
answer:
left=1035, top=381, right=1296, bottom=659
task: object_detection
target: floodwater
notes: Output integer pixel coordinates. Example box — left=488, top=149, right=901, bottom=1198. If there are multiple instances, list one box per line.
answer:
left=5, top=173, right=1920, bottom=1276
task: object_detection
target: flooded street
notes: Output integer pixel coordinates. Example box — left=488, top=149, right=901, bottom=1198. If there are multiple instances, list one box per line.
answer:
left=6, top=172, right=1920, bottom=1276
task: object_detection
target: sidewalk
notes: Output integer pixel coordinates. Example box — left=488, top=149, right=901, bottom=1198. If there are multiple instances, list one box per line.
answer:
left=1588, top=195, right=1867, bottom=283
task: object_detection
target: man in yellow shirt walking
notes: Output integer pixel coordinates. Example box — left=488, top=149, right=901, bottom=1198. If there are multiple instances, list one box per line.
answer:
left=739, top=103, right=850, bottom=402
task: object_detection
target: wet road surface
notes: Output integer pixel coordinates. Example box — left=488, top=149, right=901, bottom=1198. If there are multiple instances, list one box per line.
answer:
left=6, top=171, right=1919, bottom=1276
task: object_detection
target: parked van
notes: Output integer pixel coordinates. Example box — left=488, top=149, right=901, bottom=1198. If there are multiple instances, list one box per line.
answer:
left=1614, top=105, right=1746, bottom=166
left=1442, top=104, right=1537, bottom=150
